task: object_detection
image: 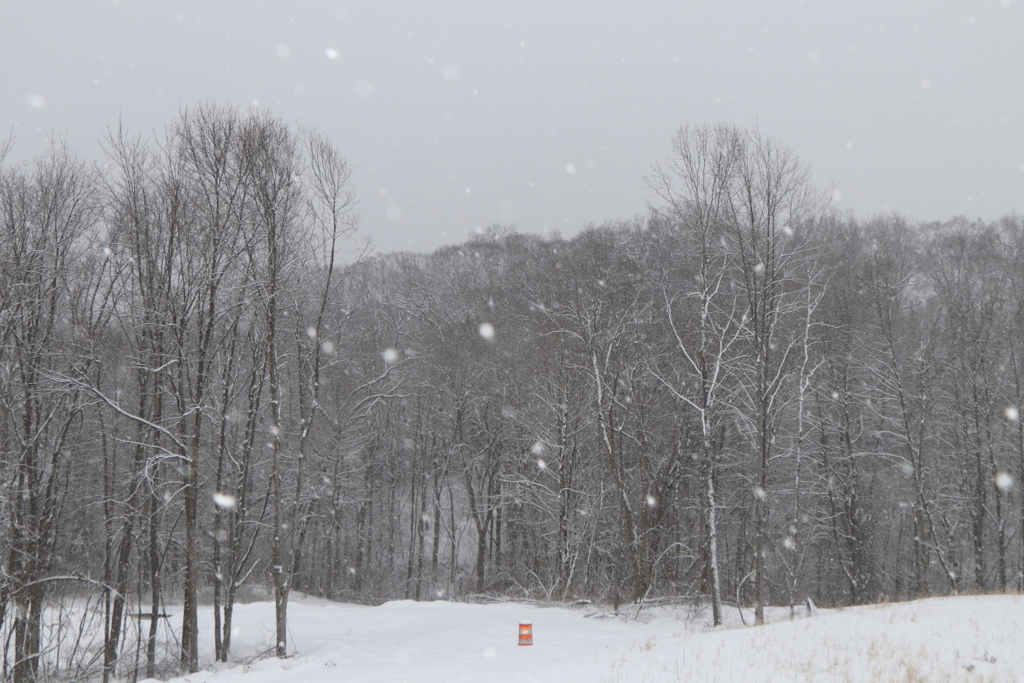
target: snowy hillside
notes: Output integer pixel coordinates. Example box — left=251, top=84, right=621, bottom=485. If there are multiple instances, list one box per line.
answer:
left=146, top=595, right=1024, bottom=682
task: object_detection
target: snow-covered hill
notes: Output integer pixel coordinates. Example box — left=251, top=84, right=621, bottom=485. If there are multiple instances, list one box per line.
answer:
left=147, top=594, right=1024, bottom=682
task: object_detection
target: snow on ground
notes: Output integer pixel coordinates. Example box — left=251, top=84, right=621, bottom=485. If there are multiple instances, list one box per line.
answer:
left=147, top=594, right=1024, bottom=682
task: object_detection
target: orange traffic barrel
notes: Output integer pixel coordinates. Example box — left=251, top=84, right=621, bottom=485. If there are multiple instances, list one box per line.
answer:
left=518, top=622, right=533, bottom=646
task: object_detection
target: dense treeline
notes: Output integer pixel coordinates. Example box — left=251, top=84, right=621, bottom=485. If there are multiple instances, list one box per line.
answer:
left=2, top=112, right=1023, bottom=681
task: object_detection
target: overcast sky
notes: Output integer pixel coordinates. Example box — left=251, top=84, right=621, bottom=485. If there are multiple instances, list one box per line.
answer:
left=2, top=0, right=1022, bottom=253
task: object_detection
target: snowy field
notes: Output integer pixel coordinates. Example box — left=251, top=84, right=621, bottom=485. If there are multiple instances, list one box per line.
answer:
left=143, top=594, right=1024, bottom=683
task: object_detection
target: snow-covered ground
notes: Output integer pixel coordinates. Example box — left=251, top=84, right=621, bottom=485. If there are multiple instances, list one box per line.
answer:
left=147, top=594, right=1024, bottom=682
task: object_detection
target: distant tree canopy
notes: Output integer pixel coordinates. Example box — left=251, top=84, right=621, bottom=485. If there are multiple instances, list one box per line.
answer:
left=2, top=114, right=1024, bottom=681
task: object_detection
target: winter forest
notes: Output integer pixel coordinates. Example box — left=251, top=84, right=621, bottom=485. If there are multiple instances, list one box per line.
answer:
left=2, top=103, right=1024, bottom=682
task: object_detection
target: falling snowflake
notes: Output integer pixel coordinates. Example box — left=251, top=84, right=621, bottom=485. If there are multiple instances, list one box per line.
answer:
left=995, top=471, right=1014, bottom=492
left=478, top=323, right=495, bottom=341
left=1005, top=406, right=1020, bottom=422
left=213, top=492, right=237, bottom=510
left=382, top=348, right=400, bottom=364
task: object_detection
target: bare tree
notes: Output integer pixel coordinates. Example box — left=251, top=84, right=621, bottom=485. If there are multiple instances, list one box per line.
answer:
left=925, top=222, right=1013, bottom=591
left=0, top=142, right=100, bottom=683
left=648, top=122, right=746, bottom=625
left=726, top=128, right=827, bottom=624
left=861, top=217, right=958, bottom=597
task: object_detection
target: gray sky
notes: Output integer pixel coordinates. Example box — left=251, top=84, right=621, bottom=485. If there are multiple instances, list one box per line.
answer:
left=2, top=0, right=1022, bottom=252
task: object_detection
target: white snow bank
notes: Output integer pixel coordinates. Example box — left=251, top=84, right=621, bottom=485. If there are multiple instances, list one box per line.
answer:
left=146, top=594, right=1024, bottom=682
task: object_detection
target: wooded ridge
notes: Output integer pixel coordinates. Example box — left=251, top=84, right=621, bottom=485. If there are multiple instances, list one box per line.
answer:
left=2, top=110, right=1022, bottom=681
